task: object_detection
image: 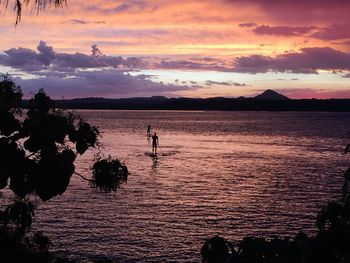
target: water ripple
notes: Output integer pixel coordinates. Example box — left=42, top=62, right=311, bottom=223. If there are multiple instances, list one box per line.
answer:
left=31, top=111, right=350, bottom=262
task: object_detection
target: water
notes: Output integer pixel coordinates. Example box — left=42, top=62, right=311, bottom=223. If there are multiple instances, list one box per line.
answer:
left=31, top=111, right=350, bottom=262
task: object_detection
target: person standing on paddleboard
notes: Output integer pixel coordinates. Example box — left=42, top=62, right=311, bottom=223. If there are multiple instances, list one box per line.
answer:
left=147, top=125, right=151, bottom=137
left=152, top=132, right=159, bottom=154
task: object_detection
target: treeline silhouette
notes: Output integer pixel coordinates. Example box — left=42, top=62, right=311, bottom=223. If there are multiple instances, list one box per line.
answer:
left=48, top=97, right=350, bottom=112
left=0, top=75, right=128, bottom=262
left=201, top=158, right=350, bottom=263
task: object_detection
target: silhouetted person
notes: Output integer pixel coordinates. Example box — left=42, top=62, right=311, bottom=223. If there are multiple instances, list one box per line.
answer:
left=147, top=125, right=151, bottom=137
left=152, top=132, right=158, bottom=154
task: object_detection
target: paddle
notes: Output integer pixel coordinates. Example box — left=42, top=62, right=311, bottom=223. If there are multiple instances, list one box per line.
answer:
left=157, top=144, right=165, bottom=155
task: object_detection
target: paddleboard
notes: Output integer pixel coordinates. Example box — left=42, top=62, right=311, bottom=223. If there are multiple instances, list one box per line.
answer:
left=144, top=152, right=158, bottom=157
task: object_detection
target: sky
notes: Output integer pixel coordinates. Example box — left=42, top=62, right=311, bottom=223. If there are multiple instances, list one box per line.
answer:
left=0, top=0, right=350, bottom=99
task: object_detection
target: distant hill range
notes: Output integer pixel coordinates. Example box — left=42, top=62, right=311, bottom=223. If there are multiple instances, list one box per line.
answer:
left=48, top=89, right=350, bottom=112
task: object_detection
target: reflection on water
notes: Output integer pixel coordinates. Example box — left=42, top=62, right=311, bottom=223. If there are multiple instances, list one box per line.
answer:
left=152, top=156, right=158, bottom=171
left=32, top=111, right=350, bottom=262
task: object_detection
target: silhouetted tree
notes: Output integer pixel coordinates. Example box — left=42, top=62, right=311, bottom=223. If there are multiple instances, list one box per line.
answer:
left=0, top=75, right=128, bottom=262
left=201, top=236, right=236, bottom=263
left=0, top=0, right=66, bottom=24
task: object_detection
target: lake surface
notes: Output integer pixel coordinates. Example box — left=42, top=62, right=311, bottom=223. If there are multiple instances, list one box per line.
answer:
left=32, top=111, right=350, bottom=262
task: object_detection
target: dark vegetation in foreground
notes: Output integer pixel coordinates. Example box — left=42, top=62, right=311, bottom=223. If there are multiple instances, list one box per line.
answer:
left=50, top=95, right=350, bottom=112
left=0, top=0, right=66, bottom=24
left=0, top=76, right=128, bottom=262
left=1, top=76, right=350, bottom=263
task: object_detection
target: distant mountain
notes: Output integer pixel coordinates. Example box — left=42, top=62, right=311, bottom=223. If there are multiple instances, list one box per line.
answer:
left=254, top=89, right=290, bottom=100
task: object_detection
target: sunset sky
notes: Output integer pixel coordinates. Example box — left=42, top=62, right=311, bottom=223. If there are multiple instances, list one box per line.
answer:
left=0, top=0, right=350, bottom=99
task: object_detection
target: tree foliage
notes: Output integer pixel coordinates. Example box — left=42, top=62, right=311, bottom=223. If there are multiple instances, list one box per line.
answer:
left=91, top=156, right=128, bottom=193
left=0, top=0, right=66, bottom=24
left=0, top=75, right=128, bottom=262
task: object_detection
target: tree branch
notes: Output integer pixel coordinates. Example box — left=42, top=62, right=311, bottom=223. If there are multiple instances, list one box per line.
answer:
left=74, top=171, right=92, bottom=182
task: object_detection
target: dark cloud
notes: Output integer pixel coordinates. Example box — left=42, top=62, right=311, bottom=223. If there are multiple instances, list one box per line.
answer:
left=0, top=42, right=196, bottom=98
left=343, top=73, right=350, bottom=78
left=114, top=3, right=133, bottom=12
left=91, top=44, right=103, bottom=57
left=152, top=47, right=350, bottom=74
left=233, top=47, right=350, bottom=74
left=205, top=80, right=246, bottom=86
left=69, top=19, right=87, bottom=24
left=250, top=23, right=350, bottom=40
left=65, top=19, right=106, bottom=25
left=332, top=41, right=350, bottom=45
left=2, top=41, right=349, bottom=90
left=232, top=82, right=247, bottom=86
left=125, top=57, right=146, bottom=68
left=205, top=80, right=231, bottom=86
left=134, top=74, right=157, bottom=80
left=37, top=41, right=55, bottom=66
left=239, top=23, right=257, bottom=28
left=1, top=47, right=37, bottom=68
left=225, top=0, right=350, bottom=23
left=0, top=41, right=145, bottom=71
left=310, top=24, right=350, bottom=40
left=84, top=1, right=149, bottom=14
left=190, top=57, right=222, bottom=62
left=253, top=25, right=316, bottom=36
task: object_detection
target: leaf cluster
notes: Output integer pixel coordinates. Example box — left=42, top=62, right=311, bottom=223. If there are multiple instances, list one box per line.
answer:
left=90, top=156, right=128, bottom=193
left=0, top=85, right=101, bottom=202
left=0, top=76, right=128, bottom=249
left=0, top=0, right=66, bottom=24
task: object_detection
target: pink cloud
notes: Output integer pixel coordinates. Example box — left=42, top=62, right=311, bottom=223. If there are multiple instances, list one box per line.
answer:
left=253, top=25, right=316, bottom=36
left=310, top=24, right=350, bottom=40
left=251, top=24, right=350, bottom=41
left=3, top=41, right=350, bottom=74
left=225, top=0, right=350, bottom=23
